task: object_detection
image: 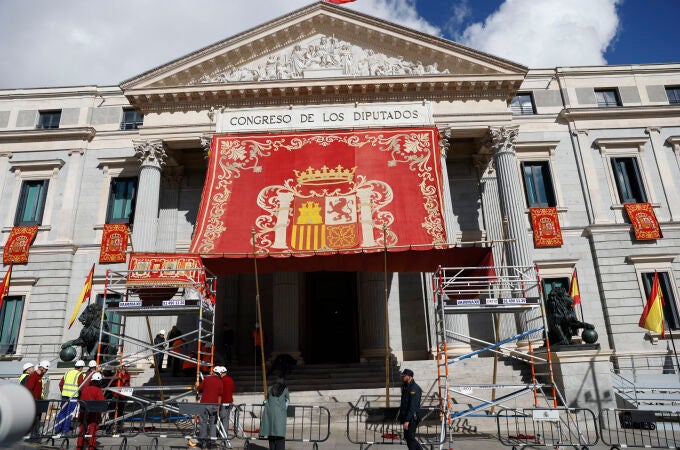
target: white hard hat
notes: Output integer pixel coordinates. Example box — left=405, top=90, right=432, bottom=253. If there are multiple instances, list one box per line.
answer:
left=88, top=360, right=97, bottom=368
left=75, top=360, right=85, bottom=367
left=159, top=329, right=166, bottom=335
left=22, top=362, right=34, bottom=371
left=39, top=360, right=50, bottom=369
left=214, top=366, right=226, bottom=374
left=91, top=372, right=103, bottom=381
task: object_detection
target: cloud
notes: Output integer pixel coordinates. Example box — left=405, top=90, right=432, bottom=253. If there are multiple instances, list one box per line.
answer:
left=0, top=0, right=438, bottom=89
left=459, top=0, right=621, bottom=68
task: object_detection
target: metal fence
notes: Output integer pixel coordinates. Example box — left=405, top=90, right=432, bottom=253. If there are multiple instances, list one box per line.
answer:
left=496, top=408, right=599, bottom=449
left=235, top=403, right=330, bottom=450
left=599, top=408, right=680, bottom=449
left=346, top=406, right=444, bottom=450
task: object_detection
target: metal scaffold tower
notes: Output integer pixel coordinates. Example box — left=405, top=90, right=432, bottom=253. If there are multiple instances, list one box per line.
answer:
left=432, top=264, right=563, bottom=447
left=95, top=261, right=217, bottom=418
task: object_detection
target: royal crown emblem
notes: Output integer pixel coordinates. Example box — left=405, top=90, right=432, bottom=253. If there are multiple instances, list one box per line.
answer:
left=294, top=165, right=355, bottom=185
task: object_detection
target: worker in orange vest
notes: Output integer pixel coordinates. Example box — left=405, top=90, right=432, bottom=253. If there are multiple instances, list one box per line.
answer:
left=252, top=323, right=265, bottom=366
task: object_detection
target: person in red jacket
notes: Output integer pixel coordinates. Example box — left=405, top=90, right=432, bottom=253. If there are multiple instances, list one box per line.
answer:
left=25, top=360, right=49, bottom=400
left=194, top=368, right=223, bottom=448
left=215, top=366, right=235, bottom=433
left=77, top=372, right=105, bottom=450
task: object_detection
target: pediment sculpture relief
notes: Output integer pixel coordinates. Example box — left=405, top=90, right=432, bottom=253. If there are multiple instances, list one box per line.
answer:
left=194, top=35, right=450, bottom=84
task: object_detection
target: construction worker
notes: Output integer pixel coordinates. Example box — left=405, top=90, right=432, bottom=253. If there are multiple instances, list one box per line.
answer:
left=111, top=362, right=131, bottom=425
left=192, top=367, right=223, bottom=448
left=25, top=360, right=49, bottom=400
left=18, top=362, right=34, bottom=385
left=76, top=372, right=105, bottom=450
left=81, top=360, right=97, bottom=388
left=154, top=329, right=166, bottom=372
left=216, top=366, right=235, bottom=433
left=54, top=360, right=85, bottom=434
left=170, top=334, right=185, bottom=377
left=252, top=323, right=264, bottom=366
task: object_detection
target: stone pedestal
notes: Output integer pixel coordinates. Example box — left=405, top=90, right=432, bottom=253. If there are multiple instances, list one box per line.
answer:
left=536, top=349, right=616, bottom=410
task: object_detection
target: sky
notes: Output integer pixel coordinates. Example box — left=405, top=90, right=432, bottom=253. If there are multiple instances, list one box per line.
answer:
left=0, top=0, right=678, bottom=89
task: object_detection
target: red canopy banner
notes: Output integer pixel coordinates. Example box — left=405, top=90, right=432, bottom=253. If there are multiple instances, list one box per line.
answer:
left=529, top=207, right=563, bottom=247
left=127, top=253, right=205, bottom=288
left=624, top=203, right=662, bottom=240
left=3, top=226, right=38, bottom=265
left=190, top=127, right=468, bottom=273
left=99, top=224, right=129, bottom=263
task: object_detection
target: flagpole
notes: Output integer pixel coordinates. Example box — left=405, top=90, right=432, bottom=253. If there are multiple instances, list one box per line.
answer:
left=666, top=324, right=680, bottom=382
left=576, top=268, right=584, bottom=320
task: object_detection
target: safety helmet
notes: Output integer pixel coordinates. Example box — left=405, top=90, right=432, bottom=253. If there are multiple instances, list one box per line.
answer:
left=213, top=366, right=226, bottom=374
left=75, top=360, right=85, bottom=367
left=39, top=360, right=50, bottom=369
left=88, top=360, right=97, bottom=368
left=159, top=329, right=166, bottom=335
left=22, top=362, right=34, bottom=371
left=91, top=372, right=103, bottom=381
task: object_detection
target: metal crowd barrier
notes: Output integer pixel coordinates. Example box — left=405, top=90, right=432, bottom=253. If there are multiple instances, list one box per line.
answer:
left=345, top=406, right=444, bottom=450
left=496, top=408, right=599, bottom=449
left=235, top=403, right=330, bottom=450
left=599, top=408, right=680, bottom=449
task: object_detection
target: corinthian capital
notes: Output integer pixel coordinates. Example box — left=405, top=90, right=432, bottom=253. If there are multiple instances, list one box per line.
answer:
left=488, top=126, right=519, bottom=156
left=133, top=139, right=167, bottom=168
left=200, top=134, right=213, bottom=159
left=438, top=127, right=453, bottom=158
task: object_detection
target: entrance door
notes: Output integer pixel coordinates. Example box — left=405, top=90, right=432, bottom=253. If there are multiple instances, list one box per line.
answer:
left=305, top=272, right=358, bottom=364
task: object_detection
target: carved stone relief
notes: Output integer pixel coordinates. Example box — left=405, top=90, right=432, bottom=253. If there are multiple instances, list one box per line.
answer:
left=192, top=34, right=450, bottom=84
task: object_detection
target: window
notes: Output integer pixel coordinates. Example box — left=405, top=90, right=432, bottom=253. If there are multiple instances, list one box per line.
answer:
left=595, top=89, right=621, bottom=107
left=36, top=110, right=61, bottom=129
left=510, top=93, right=535, bottom=115
left=0, top=296, right=25, bottom=354
left=106, top=177, right=137, bottom=224
left=666, top=86, right=680, bottom=105
left=641, top=272, right=680, bottom=330
left=542, top=277, right=570, bottom=297
left=120, top=109, right=144, bottom=130
left=14, top=179, right=49, bottom=226
left=95, top=294, right=122, bottom=351
left=521, top=161, right=556, bottom=207
left=611, top=157, right=647, bottom=203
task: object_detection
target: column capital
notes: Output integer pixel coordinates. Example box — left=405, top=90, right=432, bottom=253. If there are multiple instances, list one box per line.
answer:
left=473, top=154, right=495, bottom=177
left=68, top=149, right=84, bottom=156
left=0, top=152, right=12, bottom=159
left=200, top=134, right=213, bottom=159
left=437, top=127, right=452, bottom=158
left=133, top=139, right=167, bottom=168
left=488, top=126, right=519, bottom=156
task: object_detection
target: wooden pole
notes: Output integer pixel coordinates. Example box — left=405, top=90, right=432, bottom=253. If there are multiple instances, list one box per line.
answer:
left=252, top=228, right=268, bottom=400
left=383, top=224, right=390, bottom=407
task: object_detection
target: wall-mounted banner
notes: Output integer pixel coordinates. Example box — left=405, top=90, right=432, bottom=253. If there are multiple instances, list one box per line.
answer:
left=216, top=101, right=434, bottom=133
left=190, top=127, right=447, bottom=264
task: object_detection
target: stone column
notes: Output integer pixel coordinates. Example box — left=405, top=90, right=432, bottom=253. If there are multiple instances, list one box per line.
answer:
left=132, top=140, right=166, bottom=252
left=271, top=272, right=303, bottom=362
left=156, top=166, right=183, bottom=252
left=489, top=127, right=539, bottom=345
left=358, top=272, right=386, bottom=361
left=646, top=128, right=680, bottom=221
left=438, top=128, right=471, bottom=355
left=475, top=154, right=518, bottom=344
left=0, top=152, right=12, bottom=211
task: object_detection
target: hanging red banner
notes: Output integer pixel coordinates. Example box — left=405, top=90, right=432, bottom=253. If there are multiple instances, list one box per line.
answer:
left=190, top=128, right=447, bottom=265
left=99, top=224, right=129, bottom=263
left=529, top=207, right=563, bottom=247
left=624, top=203, right=662, bottom=240
left=3, top=226, right=38, bottom=265
left=126, top=253, right=206, bottom=287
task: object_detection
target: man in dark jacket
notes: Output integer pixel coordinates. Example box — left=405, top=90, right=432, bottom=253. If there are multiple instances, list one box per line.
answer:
left=398, top=368, right=423, bottom=450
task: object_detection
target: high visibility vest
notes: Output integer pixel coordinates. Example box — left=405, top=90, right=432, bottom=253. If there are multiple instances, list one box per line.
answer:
left=253, top=330, right=262, bottom=346
left=18, top=373, right=28, bottom=384
left=61, top=369, right=81, bottom=398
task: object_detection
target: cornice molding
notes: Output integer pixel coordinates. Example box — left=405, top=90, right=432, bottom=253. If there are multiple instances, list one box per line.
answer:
left=0, top=127, right=96, bottom=143
left=625, top=254, right=677, bottom=264
left=559, top=105, right=680, bottom=121
left=593, top=137, right=648, bottom=152
left=10, top=159, right=65, bottom=171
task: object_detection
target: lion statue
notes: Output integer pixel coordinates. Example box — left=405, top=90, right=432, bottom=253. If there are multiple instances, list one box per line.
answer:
left=61, top=303, right=112, bottom=362
left=545, top=286, right=596, bottom=345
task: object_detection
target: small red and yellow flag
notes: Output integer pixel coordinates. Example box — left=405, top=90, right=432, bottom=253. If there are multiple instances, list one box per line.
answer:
left=68, top=264, right=95, bottom=329
left=569, top=268, right=581, bottom=305
left=0, top=264, right=12, bottom=310
left=639, top=272, right=665, bottom=337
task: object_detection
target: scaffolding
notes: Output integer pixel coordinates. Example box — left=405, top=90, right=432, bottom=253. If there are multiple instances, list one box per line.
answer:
left=93, top=261, right=217, bottom=421
left=432, top=264, right=562, bottom=447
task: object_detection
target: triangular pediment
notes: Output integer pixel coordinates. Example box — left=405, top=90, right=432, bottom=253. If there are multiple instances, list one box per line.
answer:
left=121, top=2, right=526, bottom=91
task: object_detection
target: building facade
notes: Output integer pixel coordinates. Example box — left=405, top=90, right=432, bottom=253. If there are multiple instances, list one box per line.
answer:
left=1, top=3, right=679, bottom=403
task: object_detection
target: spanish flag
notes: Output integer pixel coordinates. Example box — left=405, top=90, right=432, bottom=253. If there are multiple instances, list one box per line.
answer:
left=569, top=268, right=581, bottom=305
left=638, top=272, right=665, bottom=337
left=68, top=264, right=95, bottom=329
left=0, top=264, right=12, bottom=310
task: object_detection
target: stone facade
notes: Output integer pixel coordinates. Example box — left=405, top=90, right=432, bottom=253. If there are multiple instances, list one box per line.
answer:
left=0, top=3, right=679, bottom=407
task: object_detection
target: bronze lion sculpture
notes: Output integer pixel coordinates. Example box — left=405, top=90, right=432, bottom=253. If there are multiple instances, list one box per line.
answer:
left=61, top=303, right=112, bottom=362
left=545, top=286, right=595, bottom=345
